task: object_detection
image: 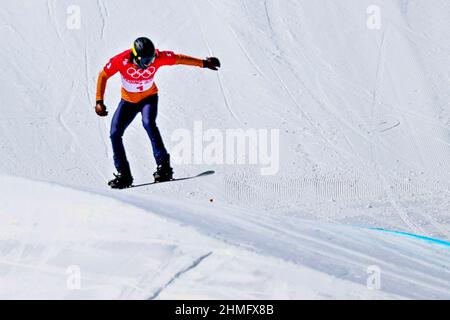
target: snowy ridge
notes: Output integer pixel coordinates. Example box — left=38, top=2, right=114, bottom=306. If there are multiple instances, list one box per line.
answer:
left=0, top=176, right=408, bottom=299
left=1, top=175, right=448, bottom=299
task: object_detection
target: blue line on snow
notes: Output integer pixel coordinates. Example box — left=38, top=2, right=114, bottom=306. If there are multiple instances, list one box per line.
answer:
left=369, top=228, right=450, bottom=248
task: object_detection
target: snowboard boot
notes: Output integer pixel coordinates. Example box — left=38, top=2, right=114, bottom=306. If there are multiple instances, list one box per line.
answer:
left=108, top=170, right=133, bottom=189
left=153, top=158, right=173, bottom=183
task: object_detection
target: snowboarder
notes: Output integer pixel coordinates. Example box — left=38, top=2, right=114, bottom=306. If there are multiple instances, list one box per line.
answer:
left=95, top=37, right=221, bottom=189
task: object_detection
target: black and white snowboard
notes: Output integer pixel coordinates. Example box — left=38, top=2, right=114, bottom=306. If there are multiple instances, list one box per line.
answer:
left=126, top=170, right=215, bottom=189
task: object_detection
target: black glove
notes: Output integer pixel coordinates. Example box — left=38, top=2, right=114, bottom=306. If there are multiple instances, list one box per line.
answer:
left=203, top=57, right=221, bottom=71
left=95, top=100, right=108, bottom=117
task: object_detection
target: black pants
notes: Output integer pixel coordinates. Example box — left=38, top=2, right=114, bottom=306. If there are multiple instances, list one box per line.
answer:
left=110, top=95, right=169, bottom=173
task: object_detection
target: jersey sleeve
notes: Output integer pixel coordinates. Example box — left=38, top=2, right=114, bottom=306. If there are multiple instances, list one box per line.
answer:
left=175, top=53, right=204, bottom=67
left=102, top=54, right=123, bottom=77
left=96, top=51, right=128, bottom=102
left=96, top=59, right=118, bottom=102
left=156, top=50, right=178, bottom=67
left=96, top=70, right=109, bottom=102
left=156, top=50, right=204, bottom=67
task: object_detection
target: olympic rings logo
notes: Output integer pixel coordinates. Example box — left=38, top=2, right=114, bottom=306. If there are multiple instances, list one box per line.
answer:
left=126, top=67, right=155, bottom=79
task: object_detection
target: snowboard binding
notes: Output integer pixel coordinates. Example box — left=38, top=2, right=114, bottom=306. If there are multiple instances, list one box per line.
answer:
left=108, top=171, right=134, bottom=189
left=153, top=164, right=173, bottom=183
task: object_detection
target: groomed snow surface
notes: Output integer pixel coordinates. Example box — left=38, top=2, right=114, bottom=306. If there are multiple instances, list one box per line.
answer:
left=1, top=0, right=449, bottom=299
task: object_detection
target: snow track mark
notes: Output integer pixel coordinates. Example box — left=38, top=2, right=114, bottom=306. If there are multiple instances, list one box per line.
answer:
left=97, top=0, right=108, bottom=40
left=147, top=252, right=212, bottom=300
left=191, top=1, right=244, bottom=126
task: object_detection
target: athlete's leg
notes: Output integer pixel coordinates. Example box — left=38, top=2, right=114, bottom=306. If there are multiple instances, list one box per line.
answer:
left=110, top=100, right=139, bottom=173
left=140, top=95, right=170, bottom=165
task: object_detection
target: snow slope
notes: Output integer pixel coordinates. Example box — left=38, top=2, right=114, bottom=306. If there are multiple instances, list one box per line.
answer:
left=0, top=0, right=449, bottom=299
left=1, top=176, right=405, bottom=299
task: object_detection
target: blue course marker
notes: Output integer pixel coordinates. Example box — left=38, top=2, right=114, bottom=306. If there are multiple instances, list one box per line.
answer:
left=369, top=227, right=450, bottom=248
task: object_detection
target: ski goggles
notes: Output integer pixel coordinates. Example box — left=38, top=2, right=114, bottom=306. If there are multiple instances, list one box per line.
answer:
left=132, top=46, right=155, bottom=69
left=134, top=55, right=155, bottom=69
left=139, top=55, right=155, bottom=67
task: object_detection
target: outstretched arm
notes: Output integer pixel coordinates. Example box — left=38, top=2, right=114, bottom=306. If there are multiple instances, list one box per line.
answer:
left=174, top=53, right=221, bottom=70
left=175, top=54, right=204, bottom=67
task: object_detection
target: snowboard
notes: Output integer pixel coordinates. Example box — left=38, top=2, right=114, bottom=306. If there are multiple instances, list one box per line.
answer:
left=126, top=170, right=215, bottom=189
